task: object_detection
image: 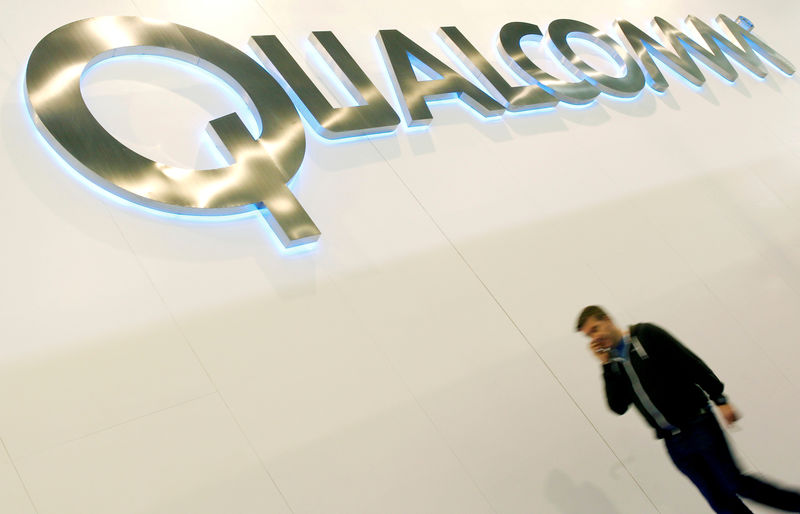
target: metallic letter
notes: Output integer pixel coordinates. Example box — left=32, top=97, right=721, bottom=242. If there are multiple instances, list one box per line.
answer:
left=712, top=14, right=794, bottom=75
left=25, top=16, right=319, bottom=247
left=249, top=32, right=400, bottom=139
left=649, top=16, right=737, bottom=81
left=659, top=15, right=795, bottom=82
left=437, top=26, right=557, bottom=112
left=547, top=19, right=645, bottom=98
left=497, top=22, right=599, bottom=105
left=614, top=18, right=705, bottom=91
left=376, top=29, right=505, bottom=126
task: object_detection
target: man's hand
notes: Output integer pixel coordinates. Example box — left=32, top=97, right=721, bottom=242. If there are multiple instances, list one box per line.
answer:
left=717, top=403, right=741, bottom=426
left=589, top=341, right=611, bottom=364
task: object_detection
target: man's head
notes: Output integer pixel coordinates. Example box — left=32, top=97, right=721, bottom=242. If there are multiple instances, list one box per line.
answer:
left=576, top=305, right=623, bottom=351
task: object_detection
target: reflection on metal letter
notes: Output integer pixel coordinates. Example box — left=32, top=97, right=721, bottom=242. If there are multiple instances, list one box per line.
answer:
left=659, top=15, right=796, bottom=82
left=376, top=29, right=505, bottom=126
left=614, top=18, right=705, bottom=91
left=547, top=19, right=645, bottom=97
left=24, top=14, right=797, bottom=251
left=711, top=14, right=794, bottom=75
left=497, top=22, right=600, bottom=105
left=612, top=14, right=796, bottom=92
left=438, top=26, right=557, bottom=112
left=249, top=32, right=400, bottom=139
left=25, top=16, right=319, bottom=248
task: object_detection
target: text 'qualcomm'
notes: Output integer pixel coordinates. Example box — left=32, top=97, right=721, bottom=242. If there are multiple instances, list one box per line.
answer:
left=24, top=15, right=795, bottom=248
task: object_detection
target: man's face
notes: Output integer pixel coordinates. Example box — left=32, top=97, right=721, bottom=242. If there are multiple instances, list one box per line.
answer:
left=580, top=315, right=619, bottom=350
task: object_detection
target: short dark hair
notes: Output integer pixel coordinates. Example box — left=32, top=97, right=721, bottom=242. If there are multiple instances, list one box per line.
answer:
left=576, top=305, right=609, bottom=331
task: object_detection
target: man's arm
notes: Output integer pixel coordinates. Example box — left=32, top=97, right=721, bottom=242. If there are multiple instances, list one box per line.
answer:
left=589, top=341, right=633, bottom=415
left=602, top=362, right=633, bottom=415
left=644, top=324, right=740, bottom=424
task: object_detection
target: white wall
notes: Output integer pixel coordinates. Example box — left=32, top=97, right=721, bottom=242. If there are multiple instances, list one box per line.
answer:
left=1, top=0, right=799, bottom=512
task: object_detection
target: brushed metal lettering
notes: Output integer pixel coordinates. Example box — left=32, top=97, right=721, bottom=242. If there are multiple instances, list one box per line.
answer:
left=249, top=31, right=400, bottom=139
left=25, top=14, right=796, bottom=252
left=649, top=17, right=736, bottom=82
left=497, top=22, right=600, bottom=105
left=672, top=15, right=795, bottom=81
left=614, top=18, right=705, bottom=91
left=437, top=25, right=558, bottom=112
left=715, top=14, right=794, bottom=75
left=547, top=19, right=645, bottom=98
left=25, top=16, right=318, bottom=247
left=376, top=29, right=505, bottom=126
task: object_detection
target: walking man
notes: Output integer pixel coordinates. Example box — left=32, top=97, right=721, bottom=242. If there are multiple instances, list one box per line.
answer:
left=576, top=305, right=800, bottom=513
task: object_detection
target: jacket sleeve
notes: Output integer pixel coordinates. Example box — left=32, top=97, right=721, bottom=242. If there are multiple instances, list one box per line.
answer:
left=602, top=362, right=633, bottom=414
left=644, top=323, right=726, bottom=404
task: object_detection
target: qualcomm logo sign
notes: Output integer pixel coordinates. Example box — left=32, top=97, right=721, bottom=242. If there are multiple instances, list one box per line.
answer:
left=24, top=15, right=795, bottom=248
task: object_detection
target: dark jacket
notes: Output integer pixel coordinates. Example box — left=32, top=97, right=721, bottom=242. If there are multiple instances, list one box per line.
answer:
left=602, top=323, right=726, bottom=438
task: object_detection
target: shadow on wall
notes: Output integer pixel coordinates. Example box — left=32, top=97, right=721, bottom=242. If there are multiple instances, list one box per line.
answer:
left=546, top=469, right=620, bottom=513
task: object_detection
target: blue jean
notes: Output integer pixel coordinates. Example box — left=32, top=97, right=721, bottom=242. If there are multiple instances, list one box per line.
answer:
left=665, top=411, right=800, bottom=513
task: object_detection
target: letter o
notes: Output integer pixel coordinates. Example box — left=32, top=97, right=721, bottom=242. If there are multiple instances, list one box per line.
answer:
left=547, top=19, right=645, bottom=98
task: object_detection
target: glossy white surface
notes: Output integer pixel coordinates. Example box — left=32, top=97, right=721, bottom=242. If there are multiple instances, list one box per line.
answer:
left=1, top=0, right=799, bottom=512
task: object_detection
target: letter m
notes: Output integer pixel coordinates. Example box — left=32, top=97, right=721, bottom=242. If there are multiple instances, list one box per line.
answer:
left=616, top=14, right=795, bottom=91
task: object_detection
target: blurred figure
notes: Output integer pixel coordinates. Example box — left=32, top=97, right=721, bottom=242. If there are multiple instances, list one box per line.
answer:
left=576, top=306, right=800, bottom=513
